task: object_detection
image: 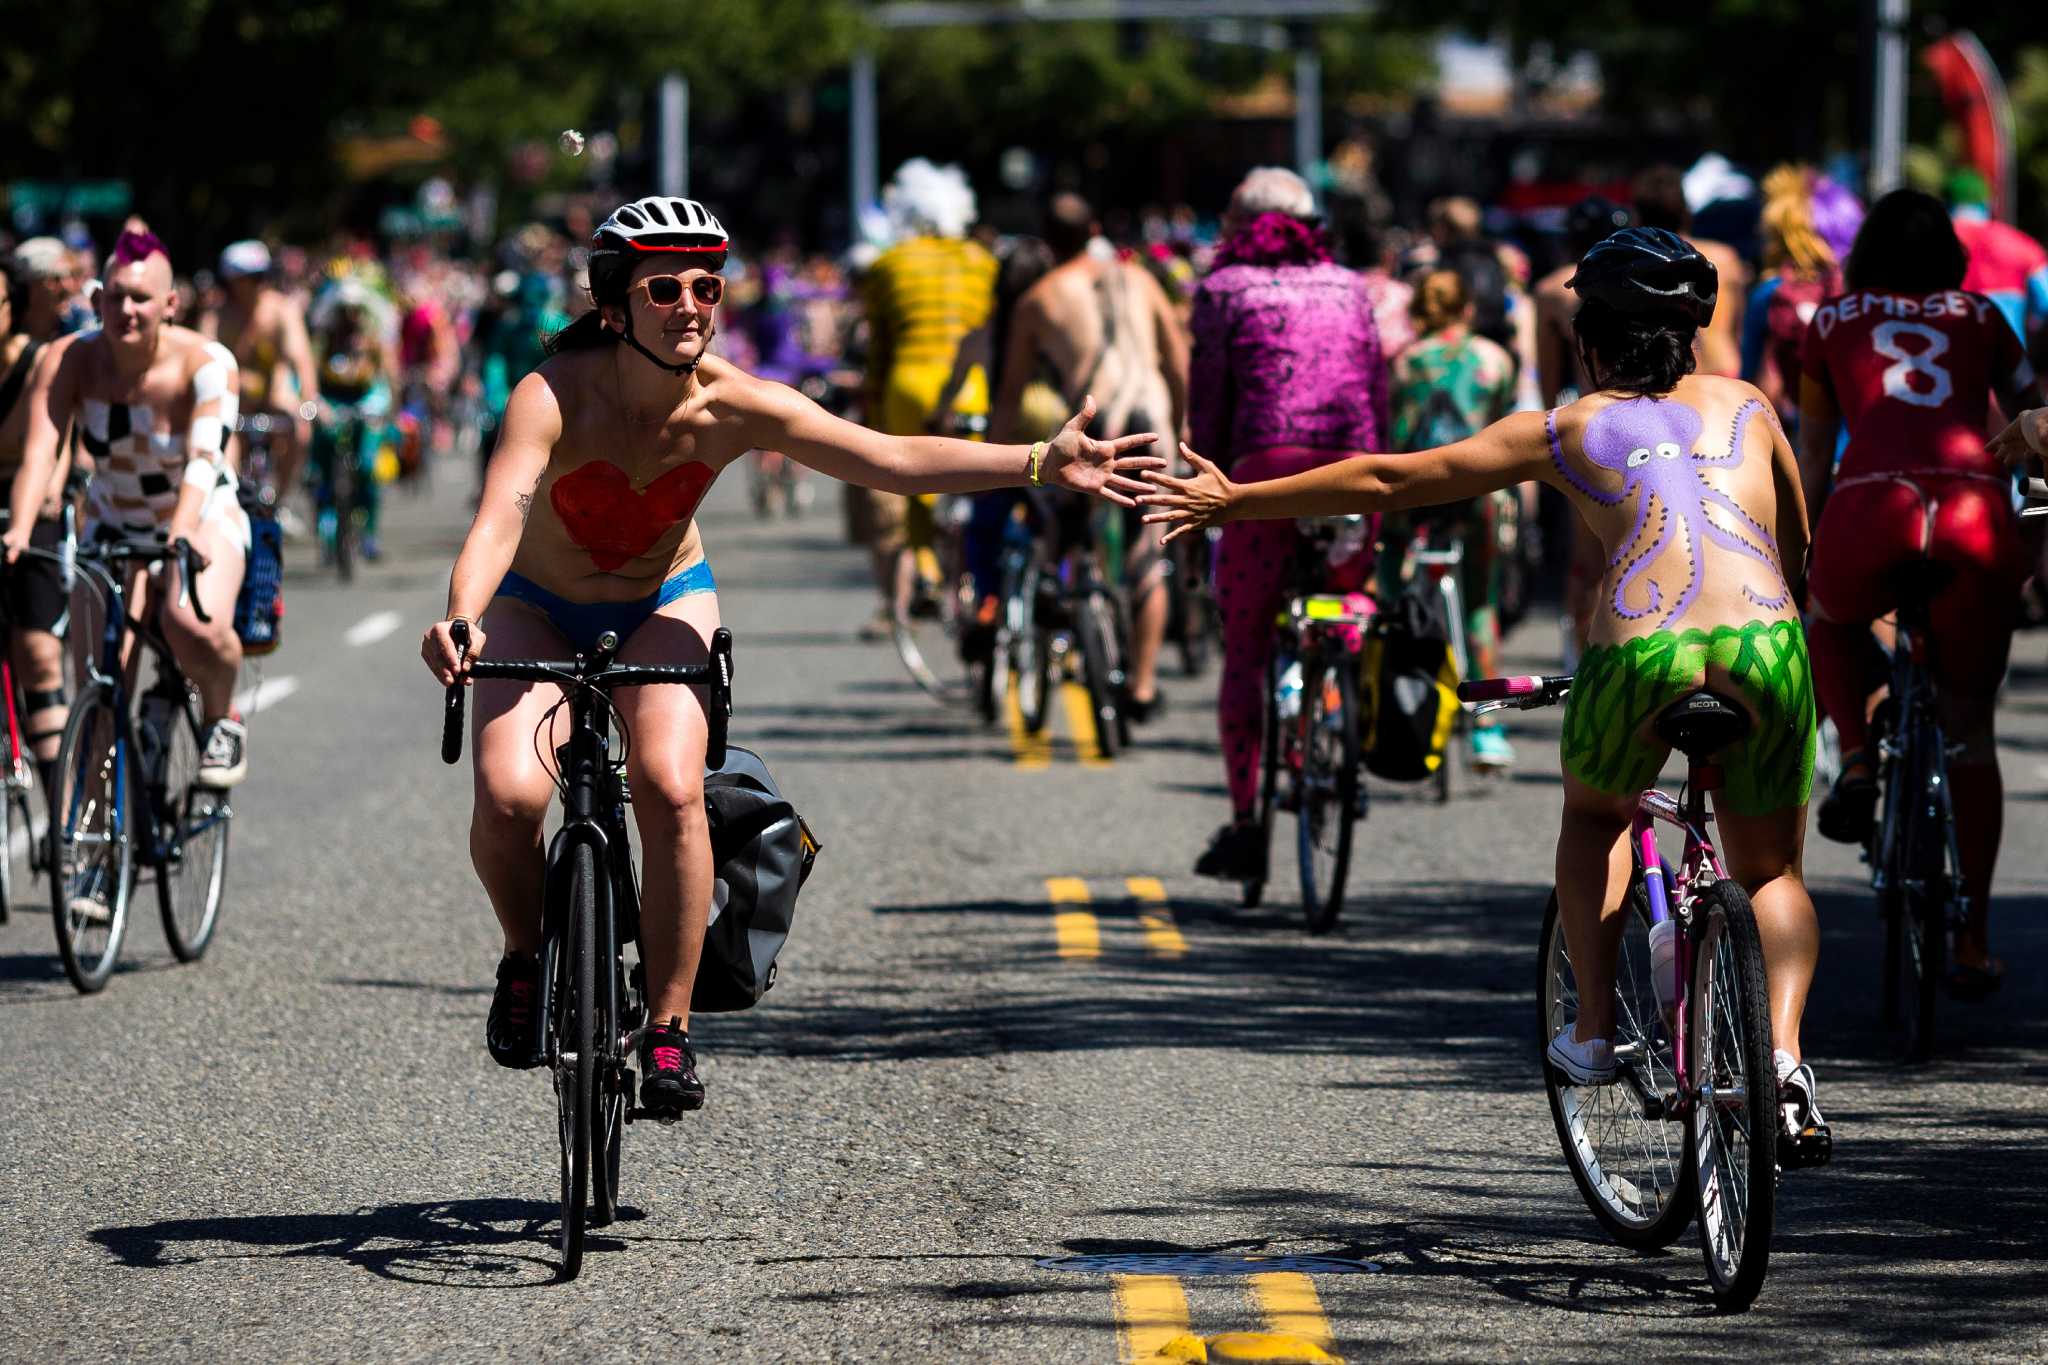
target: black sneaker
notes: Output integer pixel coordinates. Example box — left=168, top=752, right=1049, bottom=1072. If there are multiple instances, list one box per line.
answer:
left=639, top=1016, right=705, bottom=1114
left=1815, top=755, right=1877, bottom=844
left=1194, top=820, right=1264, bottom=881
left=486, top=953, right=542, bottom=1070
left=1122, top=690, right=1169, bottom=725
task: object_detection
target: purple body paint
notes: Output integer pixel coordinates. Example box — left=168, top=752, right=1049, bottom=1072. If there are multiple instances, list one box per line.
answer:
left=1565, top=397, right=1789, bottom=627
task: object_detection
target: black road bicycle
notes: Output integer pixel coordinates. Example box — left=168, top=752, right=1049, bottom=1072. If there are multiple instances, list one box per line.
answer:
left=47, top=538, right=232, bottom=993
left=1863, top=564, right=1968, bottom=1061
left=1244, top=518, right=1371, bottom=930
left=441, top=620, right=733, bottom=1281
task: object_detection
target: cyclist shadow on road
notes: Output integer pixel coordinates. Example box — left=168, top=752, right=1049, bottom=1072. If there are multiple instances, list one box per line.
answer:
left=91, top=1199, right=597, bottom=1289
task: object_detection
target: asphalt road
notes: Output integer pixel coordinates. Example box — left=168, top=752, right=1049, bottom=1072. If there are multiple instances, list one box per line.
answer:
left=2, top=458, right=2045, bottom=1362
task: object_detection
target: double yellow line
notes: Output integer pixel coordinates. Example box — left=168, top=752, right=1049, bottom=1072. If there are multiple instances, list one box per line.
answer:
left=1005, top=678, right=1110, bottom=769
left=1047, top=877, right=1186, bottom=959
left=1115, top=1271, right=1341, bottom=1363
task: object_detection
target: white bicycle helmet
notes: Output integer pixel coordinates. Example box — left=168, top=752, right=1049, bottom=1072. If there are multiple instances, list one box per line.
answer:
left=218, top=239, right=272, bottom=279
left=589, top=196, right=730, bottom=375
left=596, top=196, right=728, bottom=255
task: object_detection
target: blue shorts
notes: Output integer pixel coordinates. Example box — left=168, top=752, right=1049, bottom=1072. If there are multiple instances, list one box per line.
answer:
left=493, top=561, right=717, bottom=655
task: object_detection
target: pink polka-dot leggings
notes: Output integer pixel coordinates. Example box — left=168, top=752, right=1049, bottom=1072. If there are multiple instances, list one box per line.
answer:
left=1215, top=447, right=1374, bottom=816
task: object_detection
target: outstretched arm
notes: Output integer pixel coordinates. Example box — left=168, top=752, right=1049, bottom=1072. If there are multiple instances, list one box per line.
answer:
left=3, top=338, right=79, bottom=555
left=1139, top=410, right=1554, bottom=543
left=734, top=375, right=1163, bottom=505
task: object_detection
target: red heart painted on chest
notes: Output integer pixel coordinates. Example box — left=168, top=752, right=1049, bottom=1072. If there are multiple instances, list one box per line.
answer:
left=549, top=460, right=717, bottom=572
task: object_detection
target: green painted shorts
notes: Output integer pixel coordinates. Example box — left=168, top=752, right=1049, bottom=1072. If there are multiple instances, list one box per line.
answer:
left=1560, top=619, right=1816, bottom=817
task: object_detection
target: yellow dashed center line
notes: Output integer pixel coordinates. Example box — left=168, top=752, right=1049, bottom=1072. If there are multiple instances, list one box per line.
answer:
left=1046, top=877, right=1100, bottom=959
left=1060, top=680, right=1112, bottom=768
left=1125, top=876, right=1187, bottom=958
left=1247, top=1272, right=1337, bottom=1355
left=1005, top=673, right=1052, bottom=770
left=1113, top=1274, right=1193, bottom=1363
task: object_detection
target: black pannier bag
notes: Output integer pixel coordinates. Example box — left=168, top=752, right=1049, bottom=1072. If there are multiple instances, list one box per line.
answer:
left=1358, top=587, right=1460, bottom=783
left=693, top=745, right=819, bottom=1012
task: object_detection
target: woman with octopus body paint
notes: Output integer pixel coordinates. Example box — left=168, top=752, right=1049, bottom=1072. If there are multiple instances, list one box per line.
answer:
left=1142, top=227, right=1835, bottom=1160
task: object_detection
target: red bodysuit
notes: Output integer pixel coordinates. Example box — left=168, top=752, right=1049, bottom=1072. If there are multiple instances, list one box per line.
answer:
left=1800, top=288, right=2035, bottom=747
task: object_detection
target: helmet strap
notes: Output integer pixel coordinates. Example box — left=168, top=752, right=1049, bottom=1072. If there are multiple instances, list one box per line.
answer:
left=616, top=311, right=714, bottom=376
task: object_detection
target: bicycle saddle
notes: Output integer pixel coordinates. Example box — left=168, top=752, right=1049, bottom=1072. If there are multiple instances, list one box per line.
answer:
left=1653, top=689, right=1752, bottom=760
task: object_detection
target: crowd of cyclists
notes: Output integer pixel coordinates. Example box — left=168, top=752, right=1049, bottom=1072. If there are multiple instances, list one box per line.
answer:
left=6, top=149, right=2048, bottom=1192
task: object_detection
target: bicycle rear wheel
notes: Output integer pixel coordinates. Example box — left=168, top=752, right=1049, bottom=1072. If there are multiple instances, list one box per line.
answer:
left=49, top=684, right=133, bottom=993
left=1295, top=659, right=1358, bottom=933
left=156, top=686, right=231, bottom=962
left=1688, top=879, right=1778, bottom=1312
left=1077, top=590, right=1123, bottom=761
left=0, top=770, right=16, bottom=925
left=1538, top=887, right=1694, bottom=1248
left=552, top=843, right=598, bottom=1280
left=1890, top=723, right=1947, bottom=1061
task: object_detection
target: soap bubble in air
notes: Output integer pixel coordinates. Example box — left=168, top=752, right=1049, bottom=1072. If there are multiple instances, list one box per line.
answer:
left=559, top=129, right=586, bottom=157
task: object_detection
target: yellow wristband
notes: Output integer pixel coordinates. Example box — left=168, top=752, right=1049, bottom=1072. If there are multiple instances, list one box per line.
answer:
left=1028, top=440, right=1047, bottom=486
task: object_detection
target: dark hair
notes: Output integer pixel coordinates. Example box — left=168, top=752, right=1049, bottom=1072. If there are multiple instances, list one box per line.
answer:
left=1571, top=297, right=1696, bottom=396
left=1630, top=165, right=1690, bottom=233
left=1845, top=188, right=1968, bottom=294
left=1045, top=193, right=1094, bottom=259
left=0, top=258, right=24, bottom=336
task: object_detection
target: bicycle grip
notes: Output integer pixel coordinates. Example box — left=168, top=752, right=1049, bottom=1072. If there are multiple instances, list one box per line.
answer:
left=442, top=620, right=470, bottom=765
left=173, top=539, right=212, bottom=624
left=705, top=627, right=733, bottom=772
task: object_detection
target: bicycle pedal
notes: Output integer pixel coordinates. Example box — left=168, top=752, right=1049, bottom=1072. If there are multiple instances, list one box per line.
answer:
left=627, top=1106, right=685, bottom=1125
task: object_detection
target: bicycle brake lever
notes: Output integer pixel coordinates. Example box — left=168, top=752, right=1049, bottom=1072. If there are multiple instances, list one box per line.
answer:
left=171, top=538, right=212, bottom=624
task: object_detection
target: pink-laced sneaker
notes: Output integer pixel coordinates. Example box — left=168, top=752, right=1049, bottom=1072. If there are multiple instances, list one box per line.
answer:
left=639, top=1016, right=705, bottom=1114
left=486, top=953, right=542, bottom=1070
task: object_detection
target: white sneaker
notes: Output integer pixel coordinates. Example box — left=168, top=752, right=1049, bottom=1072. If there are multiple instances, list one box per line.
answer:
left=197, top=717, right=248, bottom=789
left=276, top=505, right=309, bottom=541
left=1547, top=1026, right=1617, bottom=1084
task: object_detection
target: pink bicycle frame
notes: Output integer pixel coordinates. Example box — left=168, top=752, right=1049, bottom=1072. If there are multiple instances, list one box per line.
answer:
left=1633, top=780, right=1728, bottom=1117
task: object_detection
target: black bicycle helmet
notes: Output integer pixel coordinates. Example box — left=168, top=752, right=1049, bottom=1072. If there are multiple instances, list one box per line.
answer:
left=589, top=195, right=730, bottom=375
left=1566, top=226, right=1717, bottom=328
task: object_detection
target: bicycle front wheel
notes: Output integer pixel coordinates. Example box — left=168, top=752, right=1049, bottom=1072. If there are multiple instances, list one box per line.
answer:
left=1076, top=590, right=1123, bottom=760
left=50, top=684, right=134, bottom=993
left=1689, top=879, right=1778, bottom=1312
left=1295, top=659, right=1359, bottom=933
left=1538, top=887, right=1694, bottom=1248
left=156, top=687, right=231, bottom=962
left=552, top=843, right=598, bottom=1280
left=332, top=430, right=359, bottom=582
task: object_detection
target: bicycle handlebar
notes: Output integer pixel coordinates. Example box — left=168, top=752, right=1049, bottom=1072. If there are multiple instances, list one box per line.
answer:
left=1457, top=674, right=1571, bottom=709
left=440, top=621, right=733, bottom=770
left=16, top=536, right=212, bottom=625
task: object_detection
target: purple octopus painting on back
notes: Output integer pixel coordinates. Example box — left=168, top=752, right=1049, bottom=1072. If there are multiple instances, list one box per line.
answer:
left=1548, top=396, right=1790, bottom=628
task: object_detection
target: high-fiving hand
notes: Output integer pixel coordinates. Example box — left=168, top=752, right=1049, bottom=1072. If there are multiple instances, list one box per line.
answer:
left=1137, top=443, right=1237, bottom=545
left=1988, top=407, right=2047, bottom=471
left=1042, top=396, right=1168, bottom=506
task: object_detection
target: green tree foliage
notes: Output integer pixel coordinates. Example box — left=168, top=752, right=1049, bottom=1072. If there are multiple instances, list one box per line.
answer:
left=0, top=0, right=865, bottom=250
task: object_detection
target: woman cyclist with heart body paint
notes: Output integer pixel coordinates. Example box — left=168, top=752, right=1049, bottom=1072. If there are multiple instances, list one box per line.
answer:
left=419, top=197, right=1162, bottom=1114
